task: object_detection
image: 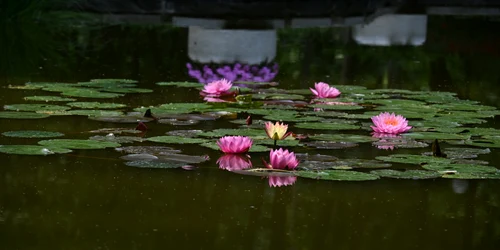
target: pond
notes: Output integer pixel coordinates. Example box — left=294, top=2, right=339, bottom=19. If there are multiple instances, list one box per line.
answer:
left=1, top=11, right=500, bottom=250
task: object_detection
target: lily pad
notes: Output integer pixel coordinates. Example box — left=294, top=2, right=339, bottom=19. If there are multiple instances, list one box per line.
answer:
left=0, top=145, right=72, bottom=155
left=89, top=135, right=144, bottom=144
left=77, top=81, right=137, bottom=88
left=309, top=134, right=377, bottom=143
left=156, top=81, right=203, bottom=88
left=100, top=87, right=153, bottom=94
left=147, top=136, right=208, bottom=144
left=196, top=129, right=265, bottom=138
left=38, top=139, right=121, bottom=149
left=296, top=170, right=379, bottom=181
left=24, top=96, right=77, bottom=102
left=402, top=132, right=470, bottom=140
left=166, top=130, right=204, bottom=138
left=125, top=160, right=188, bottom=169
left=90, top=78, right=138, bottom=84
left=294, top=122, right=360, bottom=130
left=370, top=169, right=442, bottom=179
left=66, top=102, right=126, bottom=109
left=116, top=146, right=181, bottom=155
left=309, top=104, right=364, bottom=111
left=2, top=130, right=64, bottom=138
left=0, top=111, right=49, bottom=119
left=422, top=163, right=499, bottom=176
left=88, top=128, right=143, bottom=135
left=4, top=104, right=71, bottom=112
left=376, top=154, right=452, bottom=165
left=61, top=88, right=124, bottom=98
left=302, top=141, right=358, bottom=149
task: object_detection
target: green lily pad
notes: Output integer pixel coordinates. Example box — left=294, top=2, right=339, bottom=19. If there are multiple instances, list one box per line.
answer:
left=309, top=104, right=364, bottom=111
left=409, top=118, right=462, bottom=128
left=0, top=145, right=72, bottom=155
left=24, top=82, right=74, bottom=89
left=66, top=102, right=126, bottom=109
left=376, top=154, right=452, bottom=165
left=125, top=160, right=189, bottom=169
left=196, top=129, right=266, bottom=138
left=370, top=169, right=442, bottom=179
left=364, top=110, right=435, bottom=119
left=296, top=170, right=379, bottom=181
left=46, top=110, right=124, bottom=117
left=442, top=171, right=500, bottom=179
left=434, top=114, right=487, bottom=125
left=0, top=111, right=49, bottom=119
left=294, top=122, right=360, bottom=130
left=24, top=96, right=77, bottom=102
left=2, top=130, right=64, bottom=138
left=402, top=132, right=470, bottom=140
left=60, top=88, right=124, bottom=98
left=262, top=114, right=323, bottom=122
left=422, top=163, right=499, bottom=175
left=252, top=93, right=305, bottom=100
left=407, top=92, right=459, bottom=103
left=89, top=135, right=144, bottom=144
left=367, top=99, right=427, bottom=107
left=309, top=134, right=377, bottom=143
left=302, top=141, right=358, bottom=149
left=100, top=87, right=153, bottom=94
left=431, top=103, right=497, bottom=111
left=116, top=146, right=181, bottom=155
left=38, top=139, right=121, bottom=149
left=77, top=81, right=137, bottom=88
left=156, top=81, right=203, bottom=88
left=89, top=128, right=143, bottom=135
left=464, top=139, right=500, bottom=148
left=4, top=104, right=71, bottom=112
left=90, top=78, right=138, bottom=84
left=254, top=138, right=300, bottom=147
left=147, top=136, right=208, bottom=144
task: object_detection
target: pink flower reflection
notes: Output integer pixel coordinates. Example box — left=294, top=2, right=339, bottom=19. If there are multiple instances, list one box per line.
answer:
left=217, top=154, right=252, bottom=171
left=203, top=96, right=227, bottom=103
left=372, top=132, right=402, bottom=151
left=268, top=176, right=297, bottom=187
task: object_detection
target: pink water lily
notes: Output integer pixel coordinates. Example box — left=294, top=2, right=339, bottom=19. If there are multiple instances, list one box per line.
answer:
left=264, top=148, right=299, bottom=170
left=200, top=78, right=234, bottom=97
left=264, top=121, right=292, bottom=140
left=217, top=136, right=253, bottom=154
left=217, top=154, right=252, bottom=171
left=310, top=82, right=341, bottom=98
left=371, top=112, right=412, bottom=134
left=268, top=176, right=297, bottom=187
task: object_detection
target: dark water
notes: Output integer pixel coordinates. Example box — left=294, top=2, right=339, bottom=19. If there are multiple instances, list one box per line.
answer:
left=1, top=14, right=500, bottom=249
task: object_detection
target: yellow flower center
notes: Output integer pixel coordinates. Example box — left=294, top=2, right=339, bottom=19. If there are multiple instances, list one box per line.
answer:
left=384, top=118, right=399, bottom=126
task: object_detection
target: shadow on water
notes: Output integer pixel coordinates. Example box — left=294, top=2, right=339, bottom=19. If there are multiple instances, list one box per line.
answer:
left=1, top=1, right=500, bottom=249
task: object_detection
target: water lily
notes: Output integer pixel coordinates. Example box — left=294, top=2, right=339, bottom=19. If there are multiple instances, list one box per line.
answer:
left=200, top=78, right=234, bottom=97
left=371, top=112, right=412, bottom=134
left=217, top=154, right=252, bottom=171
left=217, top=136, right=253, bottom=154
left=264, top=148, right=299, bottom=170
left=268, top=176, right=297, bottom=187
left=310, top=82, right=341, bottom=98
left=265, top=121, right=292, bottom=140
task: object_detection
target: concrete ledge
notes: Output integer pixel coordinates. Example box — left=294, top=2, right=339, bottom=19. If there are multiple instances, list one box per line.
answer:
left=427, top=7, right=500, bottom=16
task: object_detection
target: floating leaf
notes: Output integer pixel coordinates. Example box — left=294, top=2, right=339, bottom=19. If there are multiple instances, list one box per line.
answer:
left=24, top=96, right=76, bottom=102
left=90, top=78, right=138, bottom=84
left=100, top=87, right=153, bottom=94
left=441, top=171, right=500, bottom=179
left=196, top=129, right=265, bottom=138
left=88, top=128, right=143, bottom=135
left=77, top=81, right=137, bottom=88
left=45, top=110, right=124, bottom=117
left=294, top=122, right=360, bottom=130
left=66, top=102, right=126, bottom=109
left=302, top=141, right=358, bottom=149
left=0, top=111, right=49, bottom=119
left=309, top=134, right=377, bottom=143
left=296, top=170, right=379, bottom=181
left=156, top=81, right=203, bottom=88
left=464, top=139, right=500, bottom=148
left=125, top=160, right=188, bottom=169
left=89, top=135, right=144, bottom=144
left=4, top=104, right=71, bottom=112
left=38, top=139, right=121, bottom=149
left=2, top=130, right=64, bottom=138
left=252, top=93, right=305, bottom=100
left=147, top=136, right=208, bottom=144
left=61, top=88, right=124, bottom=98
left=116, top=146, right=181, bottom=155
left=402, top=132, right=470, bottom=140
left=309, top=104, right=364, bottom=111
left=370, top=169, right=442, bottom=179
left=376, top=154, right=452, bottom=165
left=0, top=145, right=71, bottom=155
left=166, top=130, right=204, bottom=138
left=120, top=154, right=158, bottom=161
left=422, top=163, right=499, bottom=176
left=431, top=103, right=497, bottom=111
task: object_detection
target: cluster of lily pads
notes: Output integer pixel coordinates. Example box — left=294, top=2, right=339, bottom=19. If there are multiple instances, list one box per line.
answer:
left=2, top=77, right=500, bottom=187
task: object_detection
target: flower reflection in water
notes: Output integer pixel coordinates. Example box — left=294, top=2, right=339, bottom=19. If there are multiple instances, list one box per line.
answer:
left=372, top=132, right=402, bottom=150
left=268, top=176, right=297, bottom=187
left=187, top=63, right=279, bottom=84
left=217, top=154, right=252, bottom=171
